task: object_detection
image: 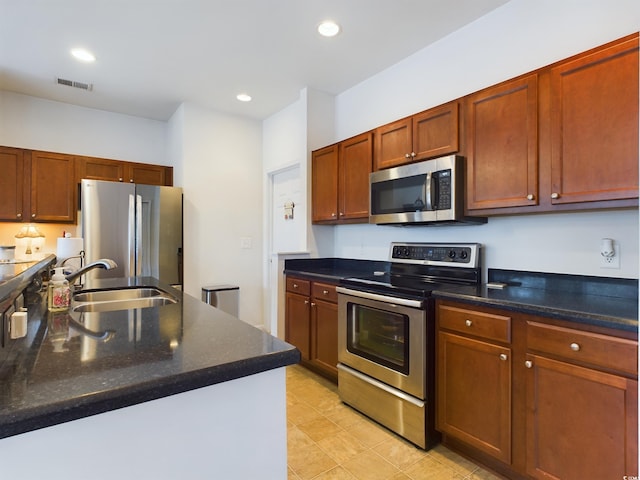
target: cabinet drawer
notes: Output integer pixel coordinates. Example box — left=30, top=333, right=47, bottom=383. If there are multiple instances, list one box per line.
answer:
left=438, top=305, right=511, bottom=343
left=312, top=282, right=338, bottom=303
left=286, top=277, right=310, bottom=296
left=527, top=321, right=638, bottom=376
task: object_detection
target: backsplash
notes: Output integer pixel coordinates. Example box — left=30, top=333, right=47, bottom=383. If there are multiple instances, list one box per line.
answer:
left=0, top=223, right=80, bottom=259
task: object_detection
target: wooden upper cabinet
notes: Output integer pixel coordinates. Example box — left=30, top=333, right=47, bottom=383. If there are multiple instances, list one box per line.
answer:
left=312, top=132, right=372, bottom=224
left=0, top=147, right=25, bottom=222
left=77, top=156, right=126, bottom=182
left=413, top=101, right=459, bottom=160
left=465, top=75, right=539, bottom=211
left=77, top=156, right=170, bottom=186
left=374, top=101, right=459, bottom=170
left=549, top=35, right=639, bottom=205
left=374, top=117, right=413, bottom=170
left=30, top=151, right=76, bottom=223
left=312, top=144, right=339, bottom=222
left=338, top=132, right=372, bottom=221
left=127, top=162, right=167, bottom=185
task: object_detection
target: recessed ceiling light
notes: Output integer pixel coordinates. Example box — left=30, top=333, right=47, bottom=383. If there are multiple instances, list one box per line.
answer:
left=236, top=93, right=252, bottom=102
left=317, top=21, right=340, bottom=37
left=71, top=48, right=96, bottom=63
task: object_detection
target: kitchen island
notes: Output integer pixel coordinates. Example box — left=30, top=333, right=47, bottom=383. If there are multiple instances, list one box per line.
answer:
left=0, top=256, right=300, bottom=479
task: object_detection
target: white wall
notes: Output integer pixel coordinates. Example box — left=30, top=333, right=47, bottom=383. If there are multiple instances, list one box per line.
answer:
left=178, top=103, right=264, bottom=325
left=328, top=0, right=640, bottom=279
left=0, top=91, right=166, bottom=163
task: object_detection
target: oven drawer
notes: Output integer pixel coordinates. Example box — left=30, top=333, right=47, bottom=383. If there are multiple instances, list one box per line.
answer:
left=286, top=277, right=310, bottom=296
left=527, top=321, right=638, bottom=376
left=312, top=282, right=338, bottom=303
left=438, top=304, right=511, bottom=343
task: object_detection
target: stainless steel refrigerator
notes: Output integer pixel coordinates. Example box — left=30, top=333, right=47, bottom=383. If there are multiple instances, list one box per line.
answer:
left=80, top=179, right=183, bottom=287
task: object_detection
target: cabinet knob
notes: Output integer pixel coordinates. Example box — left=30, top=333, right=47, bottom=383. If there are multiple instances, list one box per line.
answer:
left=499, top=353, right=508, bottom=361
left=526, top=194, right=535, bottom=201
left=339, top=212, right=344, bottom=217
left=465, top=319, right=473, bottom=327
left=130, top=179, right=134, bottom=183
left=293, top=283, right=298, bottom=289
left=323, top=290, right=329, bottom=295
left=16, top=213, right=22, bottom=219
left=331, top=212, right=336, bottom=217
left=118, top=178, right=123, bottom=182
left=310, top=302, right=316, bottom=307
left=551, top=192, right=560, bottom=199
left=31, top=213, right=36, bottom=218
left=570, top=342, right=580, bottom=352
left=410, top=152, right=416, bottom=158
left=525, top=360, right=533, bottom=369
left=304, top=300, right=309, bottom=305
left=405, top=153, right=411, bottom=159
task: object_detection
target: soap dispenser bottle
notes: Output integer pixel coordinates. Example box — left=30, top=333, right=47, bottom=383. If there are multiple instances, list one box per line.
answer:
left=48, top=267, right=70, bottom=312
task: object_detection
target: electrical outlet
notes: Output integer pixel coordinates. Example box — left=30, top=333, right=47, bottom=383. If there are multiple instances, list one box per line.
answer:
left=600, top=243, right=620, bottom=269
left=240, top=237, right=252, bottom=249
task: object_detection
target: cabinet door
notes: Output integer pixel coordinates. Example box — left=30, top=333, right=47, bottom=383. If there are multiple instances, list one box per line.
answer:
left=339, top=132, right=372, bottom=221
left=374, top=117, right=412, bottom=170
left=437, top=331, right=512, bottom=463
left=78, top=156, right=126, bottom=182
left=285, top=292, right=311, bottom=361
left=0, top=147, right=25, bottom=221
left=311, top=144, right=339, bottom=222
left=311, top=299, right=338, bottom=380
left=126, top=162, right=166, bottom=186
left=525, top=354, right=638, bottom=479
left=413, top=101, right=459, bottom=160
left=550, top=36, right=639, bottom=204
left=30, top=151, right=76, bottom=223
left=466, top=75, right=539, bottom=211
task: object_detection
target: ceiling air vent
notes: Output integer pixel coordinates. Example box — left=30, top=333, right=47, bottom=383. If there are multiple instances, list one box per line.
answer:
left=56, top=77, right=93, bottom=91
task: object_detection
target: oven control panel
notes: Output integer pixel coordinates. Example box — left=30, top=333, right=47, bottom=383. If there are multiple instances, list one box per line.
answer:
left=390, top=242, right=480, bottom=267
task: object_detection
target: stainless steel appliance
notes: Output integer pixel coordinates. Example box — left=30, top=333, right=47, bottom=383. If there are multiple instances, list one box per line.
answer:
left=369, top=154, right=486, bottom=225
left=80, top=179, right=183, bottom=287
left=337, top=242, right=481, bottom=449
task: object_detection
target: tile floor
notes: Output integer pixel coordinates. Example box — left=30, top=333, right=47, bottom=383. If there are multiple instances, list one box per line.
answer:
left=286, top=365, right=501, bottom=480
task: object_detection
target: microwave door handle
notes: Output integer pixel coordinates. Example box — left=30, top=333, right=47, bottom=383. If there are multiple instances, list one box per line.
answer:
left=424, top=172, right=433, bottom=210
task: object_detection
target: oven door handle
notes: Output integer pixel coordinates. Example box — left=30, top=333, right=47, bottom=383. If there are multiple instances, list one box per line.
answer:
left=336, top=286, right=424, bottom=309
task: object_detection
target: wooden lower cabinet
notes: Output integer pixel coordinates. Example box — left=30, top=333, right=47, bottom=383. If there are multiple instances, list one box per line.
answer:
left=436, top=300, right=638, bottom=479
left=437, top=331, right=512, bottom=463
left=285, top=276, right=338, bottom=382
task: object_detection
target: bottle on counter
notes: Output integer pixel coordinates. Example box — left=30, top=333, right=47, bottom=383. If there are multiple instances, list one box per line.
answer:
left=48, top=267, right=70, bottom=312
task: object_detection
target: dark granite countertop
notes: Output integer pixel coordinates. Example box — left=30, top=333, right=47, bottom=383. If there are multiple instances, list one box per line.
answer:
left=0, top=273, right=300, bottom=440
left=284, top=258, right=638, bottom=334
left=284, top=257, right=390, bottom=283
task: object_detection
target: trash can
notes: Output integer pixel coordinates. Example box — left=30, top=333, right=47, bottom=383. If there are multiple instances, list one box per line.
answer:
left=201, top=284, right=239, bottom=317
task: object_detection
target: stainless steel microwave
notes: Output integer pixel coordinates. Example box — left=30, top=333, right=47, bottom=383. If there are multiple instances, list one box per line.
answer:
left=369, top=155, right=486, bottom=225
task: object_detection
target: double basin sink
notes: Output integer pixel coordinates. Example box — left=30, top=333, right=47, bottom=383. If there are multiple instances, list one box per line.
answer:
left=71, top=286, right=178, bottom=313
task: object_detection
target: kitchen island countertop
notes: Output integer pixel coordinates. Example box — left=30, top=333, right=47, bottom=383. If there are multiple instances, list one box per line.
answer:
left=0, top=266, right=300, bottom=440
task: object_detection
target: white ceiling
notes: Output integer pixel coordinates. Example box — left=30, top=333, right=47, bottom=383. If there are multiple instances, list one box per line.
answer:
left=0, top=0, right=509, bottom=121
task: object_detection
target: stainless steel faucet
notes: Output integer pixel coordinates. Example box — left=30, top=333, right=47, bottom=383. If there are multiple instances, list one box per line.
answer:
left=64, top=259, right=118, bottom=284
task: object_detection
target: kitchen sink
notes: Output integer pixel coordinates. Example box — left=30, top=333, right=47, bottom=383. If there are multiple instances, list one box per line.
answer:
left=71, top=287, right=178, bottom=313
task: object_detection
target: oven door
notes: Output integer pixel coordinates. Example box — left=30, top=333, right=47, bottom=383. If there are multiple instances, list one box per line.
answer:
left=337, top=286, right=426, bottom=399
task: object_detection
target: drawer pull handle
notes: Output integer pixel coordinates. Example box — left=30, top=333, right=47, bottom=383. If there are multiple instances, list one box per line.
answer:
left=570, top=342, right=580, bottom=352
left=293, top=284, right=298, bottom=289
left=499, top=354, right=508, bottom=361
left=525, top=360, right=533, bottom=369
left=465, top=319, right=473, bottom=327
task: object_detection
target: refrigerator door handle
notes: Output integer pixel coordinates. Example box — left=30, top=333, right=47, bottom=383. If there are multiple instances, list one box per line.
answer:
left=128, top=194, right=136, bottom=277
left=135, top=194, right=142, bottom=276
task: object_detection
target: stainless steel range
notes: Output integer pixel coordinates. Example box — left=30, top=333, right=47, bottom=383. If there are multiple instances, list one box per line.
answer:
left=336, top=242, right=481, bottom=449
